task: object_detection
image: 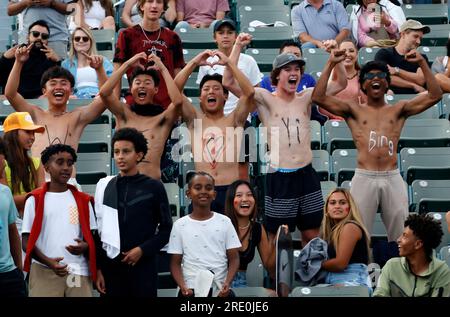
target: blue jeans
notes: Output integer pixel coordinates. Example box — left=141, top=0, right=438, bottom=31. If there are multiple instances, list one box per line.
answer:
left=231, top=271, right=247, bottom=288
left=325, top=263, right=372, bottom=295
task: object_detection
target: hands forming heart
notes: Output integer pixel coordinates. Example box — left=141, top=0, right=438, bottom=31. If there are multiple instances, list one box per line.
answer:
left=127, top=52, right=165, bottom=71
left=194, top=50, right=230, bottom=68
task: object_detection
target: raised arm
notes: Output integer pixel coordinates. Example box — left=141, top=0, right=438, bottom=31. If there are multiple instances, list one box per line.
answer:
left=8, top=0, right=30, bottom=16
left=174, top=50, right=213, bottom=124
left=400, top=50, right=443, bottom=118
left=216, top=49, right=255, bottom=126
left=99, top=52, right=147, bottom=120
left=312, top=50, right=353, bottom=118
left=77, top=54, right=111, bottom=125
left=5, top=44, right=39, bottom=116
left=325, top=45, right=347, bottom=96
left=222, top=33, right=250, bottom=98
left=148, top=53, right=183, bottom=121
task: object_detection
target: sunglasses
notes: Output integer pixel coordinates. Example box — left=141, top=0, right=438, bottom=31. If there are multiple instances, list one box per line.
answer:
left=363, top=72, right=387, bottom=80
left=74, top=36, right=90, bottom=43
left=30, top=31, right=49, bottom=40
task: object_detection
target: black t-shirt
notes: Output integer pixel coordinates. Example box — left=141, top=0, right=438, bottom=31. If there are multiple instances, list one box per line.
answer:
left=0, top=50, right=59, bottom=98
left=374, top=47, right=429, bottom=94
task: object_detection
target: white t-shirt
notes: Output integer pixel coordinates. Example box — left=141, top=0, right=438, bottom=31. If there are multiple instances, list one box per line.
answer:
left=22, top=190, right=97, bottom=276
left=196, top=53, right=262, bottom=115
left=76, top=66, right=98, bottom=89
left=84, top=0, right=106, bottom=29
left=167, top=212, right=241, bottom=290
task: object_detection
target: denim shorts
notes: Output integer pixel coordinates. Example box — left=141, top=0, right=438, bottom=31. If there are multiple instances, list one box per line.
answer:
left=325, top=263, right=372, bottom=294
left=231, top=271, right=247, bottom=288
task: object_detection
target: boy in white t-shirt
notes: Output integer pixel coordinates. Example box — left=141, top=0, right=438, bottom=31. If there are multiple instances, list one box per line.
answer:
left=168, top=171, right=241, bottom=297
left=22, top=144, right=97, bottom=297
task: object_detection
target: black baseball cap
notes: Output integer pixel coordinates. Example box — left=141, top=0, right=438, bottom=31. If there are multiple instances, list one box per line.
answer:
left=213, top=19, right=237, bottom=33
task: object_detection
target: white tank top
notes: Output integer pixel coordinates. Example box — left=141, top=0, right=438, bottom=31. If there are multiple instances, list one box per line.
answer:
left=76, top=66, right=98, bottom=88
left=84, top=1, right=106, bottom=29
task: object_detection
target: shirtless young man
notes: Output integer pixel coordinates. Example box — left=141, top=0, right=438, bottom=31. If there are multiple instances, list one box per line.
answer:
left=312, top=51, right=442, bottom=244
left=5, top=44, right=107, bottom=179
left=99, top=52, right=183, bottom=180
left=174, top=45, right=255, bottom=214
left=245, top=50, right=346, bottom=244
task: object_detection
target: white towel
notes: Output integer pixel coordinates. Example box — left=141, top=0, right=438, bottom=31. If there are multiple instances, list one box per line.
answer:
left=94, top=176, right=121, bottom=259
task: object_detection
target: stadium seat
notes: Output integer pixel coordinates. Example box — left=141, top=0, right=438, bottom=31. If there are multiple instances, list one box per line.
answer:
left=400, top=147, right=450, bottom=185
left=330, top=148, right=357, bottom=185
left=320, top=180, right=337, bottom=199
left=76, top=152, right=111, bottom=176
left=399, top=119, right=450, bottom=151
left=157, top=288, right=178, bottom=297
left=174, top=25, right=216, bottom=49
left=439, top=246, right=450, bottom=267
left=372, top=213, right=388, bottom=240
left=402, top=4, right=448, bottom=24
left=427, top=212, right=450, bottom=251
left=385, top=94, right=440, bottom=119
left=341, top=180, right=352, bottom=189
left=303, top=48, right=330, bottom=73
left=322, top=120, right=354, bottom=153
left=245, top=48, right=279, bottom=72
left=243, top=26, right=295, bottom=49
left=184, top=72, right=199, bottom=97
left=358, top=47, right=382, bottom=65
left=91, top=29, right=115, bottom=61
left=164, top=182, right=181, bottom=222
left=246, top=248, right=265, bottom=287
left=182, top=48, right=204, bottom=69
left=313, top=150, right=330, bottom=181
left=290, top=285, right=370, bottom=297
left=441, top=93, right=450, bottom=119
left=411, top=179, right=450, bottom=213
left=422, top=24, right=450, bottom=47
left=310, top=119, right=321, bottom=150
left=418, top=46, right=446, bottom=65
left=80, top=122, right=112, bottom=150
left=238, top=5, right=291, bottom=29
left=76, top=171, right=107, bottom=193
left=0, top=100, right=15, bottom=124
left=233, top=287, right=275, bottom=297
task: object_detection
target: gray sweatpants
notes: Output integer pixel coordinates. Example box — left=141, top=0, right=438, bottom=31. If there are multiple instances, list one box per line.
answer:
left=350, top=168, right=408, bottom=242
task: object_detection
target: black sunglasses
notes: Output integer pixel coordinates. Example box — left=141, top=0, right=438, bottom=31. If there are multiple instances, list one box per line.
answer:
left=74, top=36, right=90, bottom=43
left=30, top=31, right=49, bottom=40
left=363, top=72, right=387, bottom=80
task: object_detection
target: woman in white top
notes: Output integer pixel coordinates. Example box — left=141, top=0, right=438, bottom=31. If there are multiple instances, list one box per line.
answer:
left=62, top=27, right=113, bottom=99
left=75, top=0, right=116, bottom=30
left=350, top=0, right=405, bottom=48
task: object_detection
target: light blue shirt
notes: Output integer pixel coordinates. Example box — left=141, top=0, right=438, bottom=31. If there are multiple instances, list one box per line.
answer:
left=0, top=184, right=19, bottom=273
left=291, top=0, right=350, bottom=40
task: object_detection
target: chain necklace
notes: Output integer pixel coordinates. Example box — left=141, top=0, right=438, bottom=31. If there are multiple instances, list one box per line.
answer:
left=139, top=23, right=162, bottom=56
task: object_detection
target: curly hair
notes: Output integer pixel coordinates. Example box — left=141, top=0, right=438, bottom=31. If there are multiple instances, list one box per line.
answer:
left=359, top=60, right=391, bottom=94
left=405, top=214, right=443, bottom=259
left=112, top=127, right=148, bottom=160
left=41, top=144, right=77, bottom=165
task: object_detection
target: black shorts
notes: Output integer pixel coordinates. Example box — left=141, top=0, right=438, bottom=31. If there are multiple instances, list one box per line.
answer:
left=264, top=164, right=324, bottom=233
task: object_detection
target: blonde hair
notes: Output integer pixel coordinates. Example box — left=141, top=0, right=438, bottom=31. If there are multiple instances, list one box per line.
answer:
left=320, top=188, right=371, bottom=255
left=68, top=27, right=98, bottom=67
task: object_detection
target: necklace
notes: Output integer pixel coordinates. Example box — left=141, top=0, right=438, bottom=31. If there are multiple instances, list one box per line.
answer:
left=239, top=222, right=250, bottom=230
left=347, top=70, right=358, bottom=80
left=139, top=23, right=162, bottom=55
